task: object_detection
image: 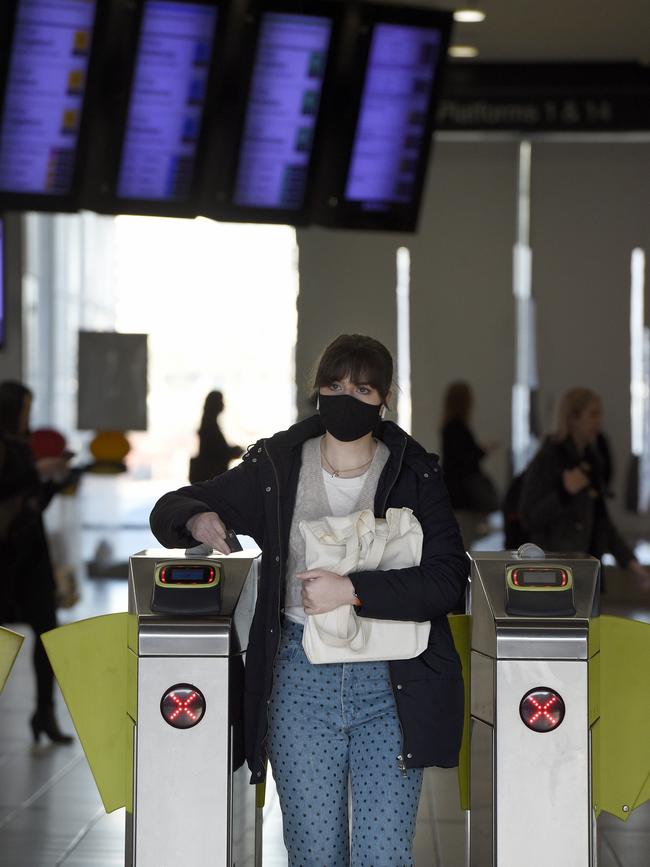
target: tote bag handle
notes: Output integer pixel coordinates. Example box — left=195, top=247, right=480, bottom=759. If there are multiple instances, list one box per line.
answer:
left=321, top=521, right=389, bottom=651
left=360, top=528, right=388, bottom=572
left=310, top=605, right=363, bottom=648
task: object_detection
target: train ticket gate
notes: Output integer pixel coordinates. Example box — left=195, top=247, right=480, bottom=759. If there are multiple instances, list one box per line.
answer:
left=126, top=548, right=259, bottom=866
left=468, top=549, right=601, bottom=866
left=42, top=547, right=261, bottom=867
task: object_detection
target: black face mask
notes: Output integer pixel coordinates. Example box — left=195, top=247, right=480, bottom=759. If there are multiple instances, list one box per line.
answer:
left=318, top=393, right=382, bottom=442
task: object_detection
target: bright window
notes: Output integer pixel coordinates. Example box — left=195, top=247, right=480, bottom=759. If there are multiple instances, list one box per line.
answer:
left=114, top=216, right=299, bottom=481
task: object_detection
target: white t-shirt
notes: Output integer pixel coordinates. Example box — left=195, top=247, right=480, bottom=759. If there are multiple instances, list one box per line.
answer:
left=283, top=437, right=390, bottom=625
left=322, top=468, right=370, bottom=516
left=284, top=470, right=371, bottom=625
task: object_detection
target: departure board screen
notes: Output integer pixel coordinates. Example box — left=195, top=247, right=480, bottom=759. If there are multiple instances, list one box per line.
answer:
left=0, top=0, right=97, bottom=197
left=344, top=23, right=442, bottom=210
left=233, top=12, right=332, bottom=211
left=117, top=1, right=218, bottom=202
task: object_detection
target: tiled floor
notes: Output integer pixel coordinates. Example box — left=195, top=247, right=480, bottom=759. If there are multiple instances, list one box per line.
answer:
left=2, top=566, right=650, bottom=865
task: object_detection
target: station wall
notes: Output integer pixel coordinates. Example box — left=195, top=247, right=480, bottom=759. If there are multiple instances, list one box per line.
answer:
left=297, top=139, right=650, bottom=534
left=531, top=142, right=650, bottom=532
left=297, top=141, right=518, bottom=497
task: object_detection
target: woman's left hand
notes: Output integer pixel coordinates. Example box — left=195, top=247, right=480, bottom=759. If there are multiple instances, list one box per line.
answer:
left=297, top=570, right=356, bottom=614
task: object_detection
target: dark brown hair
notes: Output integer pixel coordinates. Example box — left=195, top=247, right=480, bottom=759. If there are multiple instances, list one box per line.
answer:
left=311, top=334, right=393, bottom=404
left=0, top=381, right=32, bottom=436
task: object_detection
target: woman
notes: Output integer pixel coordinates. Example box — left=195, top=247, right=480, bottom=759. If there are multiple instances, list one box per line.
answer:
left=520, top=387, right=649, bottom=580
left=150, top=334, right=468, bottom=866
left=440, top=381, right=498, bottom=547
left=189, top=390, right=243, bottom=483
left=0, top=381, right=72, bottom=744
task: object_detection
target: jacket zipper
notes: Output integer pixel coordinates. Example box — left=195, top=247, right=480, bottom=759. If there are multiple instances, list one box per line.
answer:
left=259, top=440, right=284, bottom=770
left=380, top=433, right=409, bottom=776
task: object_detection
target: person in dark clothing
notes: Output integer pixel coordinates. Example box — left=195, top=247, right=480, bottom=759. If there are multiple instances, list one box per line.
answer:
left=150, top=335, right=468, bottom=867
left=502, top=470, right=528, bottom=550
left=0, top=381, right=73, bottom=744
left=189, top=390, right=243, bottom=483
left=519, top=387, right=650, bottom=582
left=503, top=428, right=616, bottom=551
left=594, top=430, right=614, bottom=495
left=440, top=381, right=499, bottom=548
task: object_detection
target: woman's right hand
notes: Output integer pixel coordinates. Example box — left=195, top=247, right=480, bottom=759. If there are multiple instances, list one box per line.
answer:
left=186, top=511, right=231, bottom=554
left=562, top=466, right=590, bottom=495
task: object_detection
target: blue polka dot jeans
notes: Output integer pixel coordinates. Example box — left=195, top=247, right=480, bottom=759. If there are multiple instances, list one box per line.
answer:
left=267, top=619, right=423, bottom=867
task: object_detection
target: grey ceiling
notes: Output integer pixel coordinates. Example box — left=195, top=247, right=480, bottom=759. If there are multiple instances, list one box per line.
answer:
left=420, top=0, right=650, bottom=64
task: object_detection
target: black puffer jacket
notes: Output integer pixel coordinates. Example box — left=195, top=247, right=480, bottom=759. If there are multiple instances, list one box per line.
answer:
left=519, top=436, right=634, bottom=565
left=150, top=415, right=469, bottom=783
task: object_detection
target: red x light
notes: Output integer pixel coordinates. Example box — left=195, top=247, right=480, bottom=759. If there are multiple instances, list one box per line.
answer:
left=160, top=684, right=206, bottom=729
left=520, top=687, right=565, bottom=732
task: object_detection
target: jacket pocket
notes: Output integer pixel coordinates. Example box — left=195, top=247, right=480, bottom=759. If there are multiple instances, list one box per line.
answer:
left=419, top=624, right=462, bottom=678
left=395, top=675, right=464, bottom=766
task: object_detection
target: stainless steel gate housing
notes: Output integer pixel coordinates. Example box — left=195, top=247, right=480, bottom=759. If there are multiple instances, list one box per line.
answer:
left=126, top=548, right=259, bottom=867
left=468, top=551, right=600, bottom=867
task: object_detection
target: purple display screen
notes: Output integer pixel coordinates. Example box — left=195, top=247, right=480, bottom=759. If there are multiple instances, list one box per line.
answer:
left=233, top=13, right=332, bottom=210
left=344, top=23, right=441, bottom=209
left=117, top=1, right=218, bottom=202
left=0, top=0, right=97, bottom=196
left=0, top=219, right=4, bottom=346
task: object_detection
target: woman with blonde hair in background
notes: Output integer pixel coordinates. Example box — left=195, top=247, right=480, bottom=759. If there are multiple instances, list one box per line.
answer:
left=520, top=387, right=650, bottom=583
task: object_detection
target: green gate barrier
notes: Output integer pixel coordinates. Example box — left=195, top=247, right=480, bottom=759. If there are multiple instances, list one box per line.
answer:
left=449, top=614, right=471, bottom=811
left=451, top=612, right=650, bottom=821
left=0, top=626, right=24, bottom=692
left=595, top=614, right=650, bottom=821
left=43, top=611, right=472, bottom=817
left=46, top=609, right=650, bottom=824
left=42, top=614, right=130, bottom=813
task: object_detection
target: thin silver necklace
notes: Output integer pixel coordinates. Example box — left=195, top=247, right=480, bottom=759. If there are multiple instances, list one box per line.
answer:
left=320, top=439, right=374, bottom=478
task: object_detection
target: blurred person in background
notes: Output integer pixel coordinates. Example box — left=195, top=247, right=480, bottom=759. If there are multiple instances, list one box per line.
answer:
left=440, top=381, right=499, bottom=549
left=189, top=390, right=243, bottom=483
left=519, top=387, right=650, bottom=584
left=0, top=381, right=73, bottom=744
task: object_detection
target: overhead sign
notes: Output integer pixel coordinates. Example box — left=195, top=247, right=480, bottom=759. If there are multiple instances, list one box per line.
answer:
left=437, top=63, right=650, bottom=132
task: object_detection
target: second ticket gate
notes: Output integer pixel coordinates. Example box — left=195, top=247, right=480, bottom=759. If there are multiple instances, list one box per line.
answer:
left=468, top=549, right=601, bottom=867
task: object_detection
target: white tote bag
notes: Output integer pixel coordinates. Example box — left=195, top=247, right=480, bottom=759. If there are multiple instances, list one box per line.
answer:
left=299, top=508, right=431, bottom=663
